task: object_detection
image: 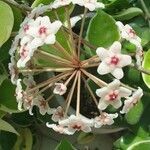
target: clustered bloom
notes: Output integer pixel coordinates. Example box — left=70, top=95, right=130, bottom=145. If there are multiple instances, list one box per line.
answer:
left=17, top=16, right=62, bottom=68
left=72, top=0, right=105, bottom=11
left=96, top=41, right=132, bottom=79
left=94, top=112, right=118, bottom=128
left=116, top=21, right=143, bottom=66
left=121, top=87, right=143, bottom=114
left=9, top=0, right=144, bottom=136
left=96, top=80, right=132, bottom=110
left=51, top=0, right=105, bottom=11
left=53, top=83, right=67, bottom=95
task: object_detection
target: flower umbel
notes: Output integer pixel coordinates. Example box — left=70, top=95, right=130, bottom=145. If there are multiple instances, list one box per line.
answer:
left=9, top=2, right=144, bottom=135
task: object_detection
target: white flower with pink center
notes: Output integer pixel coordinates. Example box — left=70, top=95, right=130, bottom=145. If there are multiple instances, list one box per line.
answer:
left=46, top=123, right=73, bottom=135
left=121, top=87, right=143, bottom=114
left=17, top=43, right=34, bottom=68
left=94, top=112, right=118, bottom=128
left=96, top=80, right=132, bottom=110
left=116, top=21, right=141, bottom=44
left=53, top=83, right=67, bottom=95
left=59, top=115, right=94, bottom=134
left=16, top=79, right=23, bottom=111
left=96, top=41, right=132, bottom=79
left=72, top=0, right=105, bottom=11
left=22, top=93, right=35, bottom=115
left=34, top=95, right=55, bottom=115
left=51, top=0, right=72, bottom=9
left=8, top=57, right=18, bottom=85
left=52, top=106, right=65, bottom=122
left=27, top=16, right=62, bottom=45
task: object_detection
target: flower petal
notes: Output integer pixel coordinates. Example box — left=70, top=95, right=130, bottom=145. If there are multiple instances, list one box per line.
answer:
left=96, top=47, right=109, bottom=60
left=96, top=87, right=109, bottom=98
left=111, top=68, right=124, bottom=79
left=112, top=100, right=122, bottom=109
left=119, top=87, right=132, bottom=97
left=97, top=62, right=111, bottom=75
left=110, top=41, right=121, bottom=54
left=118, top=55, right=132, bottom=67
left=44, top=34, right=56, bottom=44
left=98, top=99, right=108, bottom=110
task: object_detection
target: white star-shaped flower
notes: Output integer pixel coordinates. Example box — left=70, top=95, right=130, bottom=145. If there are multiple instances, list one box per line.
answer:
left=116, top=21, right=141, bottom=44
left=46, top=123, right=73, bottom=135
left=9, top=57, right=18, bottom=85
left=94, top=112, right=118, bottom=128
left=27, top=16, right=62, bottom=45
left=53, top=83, right=67, bottom=95
left=52, top=106, right=65, bottom=122
left=34, top=95, right=54, bottom=115
left=72, top=0, right=105, bottom=11
left=96, top=41, right=132, bottom=79
left=96, top=80, right=132, bottom=110
left=16, top=79, right=23, bottom=111
left=59, top=115, right=94, bottom=134
left=23, top=93, right=35, bottom=115
left=51, top=0, right=72, bottom=9
left=120, top=87, right=143, bottom=114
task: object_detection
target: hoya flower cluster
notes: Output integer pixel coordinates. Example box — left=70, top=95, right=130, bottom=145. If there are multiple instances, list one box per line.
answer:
left=9, top=0, right=144, bottom=135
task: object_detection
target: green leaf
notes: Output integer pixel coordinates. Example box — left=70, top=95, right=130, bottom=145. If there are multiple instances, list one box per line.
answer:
left=0, top=110, right=6, bottom=118
left=55, top=140, right=76, bottom=150
left=125, top=100, right=144, bottom=125
left=142, top=50, right=150, bottom=88
left=114, top=133, right=143, bottom=150
left=0, top=1, right=14, bottom=47
left=0, top=79, right=18, bottom=111
left=31, top=0, right=54, bottom=7
left=105, top=0, right=129, bottom=13
left=0, top=131, right=17, bottom=150
left=127, top=140, right=150, bottom=150
left=0, top=63, right=8, bottom=86
left=77, top=132, right=95, bottom=144
left=0, top=119, right=19, bottom=135
left=87, top=10, right=120, bottom=50
left=113, top=7, right=143, bottom=21
left=11, top=6, right=23, bottom=31
left=127, top=67, right=141, bottom=83
left=13, top=128, right=33, bottom=150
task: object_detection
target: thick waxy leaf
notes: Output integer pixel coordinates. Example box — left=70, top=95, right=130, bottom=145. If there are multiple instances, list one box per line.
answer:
left=105, top=0, right=129, bottom=13
left=0, top=131, right=17, bottom=150
left=13, top=128, right=33, bottom=150
left=127, top=140, right=150, bottom=150
left=125, top=100, right=144, bottom=125
left=114, top=133, right=146, bottom=150
left=55, top=140, right=76, bottom=150
left=0, top=79, right=18, bottom=111
left=0, top=119, right=19, bottom=135
left=87, top=10, right=120, bottom=49
left=113, top=7, right=143, bottom=21
left=77, top=132, right=95, bottom=144
left=142, top=50, right=150, bottom=88
left=0, top=1, right=14, bottom=47
left=11, top=6, right=23, bottom=31
left=0, top=63, right=8, bottom=86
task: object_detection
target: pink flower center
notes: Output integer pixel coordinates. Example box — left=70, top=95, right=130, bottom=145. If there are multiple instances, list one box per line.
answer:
left=39, top=100, right=46, bottom=108
left=39, top=26, right=47, bottom=35
left=72, top=124, right=82, bottom=130
left=20, top=47, right=29, bottom=59
left=108, top=92, right=118, bottom=101
left=128, top=29, right=136, bottom=37
left=110, top=56, right=119, bottom=65
left=23, top=24, right=29, bottom=32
